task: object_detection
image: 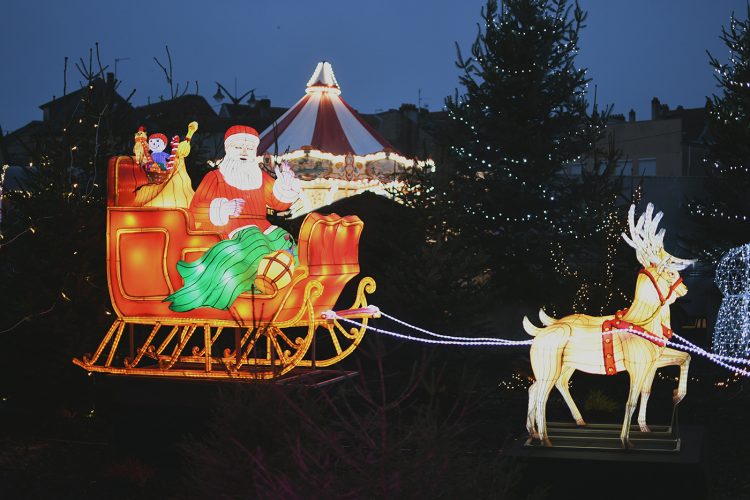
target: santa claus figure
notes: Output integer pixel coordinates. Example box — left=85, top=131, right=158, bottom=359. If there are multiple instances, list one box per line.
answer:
left=166, top=125, right=302, bottom=312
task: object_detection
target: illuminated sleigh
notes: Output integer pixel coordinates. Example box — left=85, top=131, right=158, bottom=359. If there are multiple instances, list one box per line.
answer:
left=73, top=156, right=378, bottom=381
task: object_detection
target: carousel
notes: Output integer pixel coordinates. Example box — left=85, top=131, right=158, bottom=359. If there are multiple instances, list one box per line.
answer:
left=256, top=61, right=429, bottom=217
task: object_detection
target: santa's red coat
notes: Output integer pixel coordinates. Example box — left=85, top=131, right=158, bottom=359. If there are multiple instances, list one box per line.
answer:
left=190, top=169, right=291, bottom=238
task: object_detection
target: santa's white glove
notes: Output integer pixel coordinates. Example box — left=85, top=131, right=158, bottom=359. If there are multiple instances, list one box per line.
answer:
left=209, top=197, right=245, bottom=226
left=272, top=162, right=302, bottom=203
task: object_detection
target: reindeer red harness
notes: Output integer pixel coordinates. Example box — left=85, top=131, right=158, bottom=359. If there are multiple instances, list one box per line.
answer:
left=600, top=268, right=682, bottom=375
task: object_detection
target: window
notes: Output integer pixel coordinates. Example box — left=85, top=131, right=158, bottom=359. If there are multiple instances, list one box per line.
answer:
left=639, top=158, right=657, bottom=176
left=597, top=160, right=631, bottom=175
left=616, top=160, right=632, bottom=176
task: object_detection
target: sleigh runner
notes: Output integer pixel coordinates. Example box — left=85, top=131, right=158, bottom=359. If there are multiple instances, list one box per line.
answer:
left=73, top=152, right=378, bottom=381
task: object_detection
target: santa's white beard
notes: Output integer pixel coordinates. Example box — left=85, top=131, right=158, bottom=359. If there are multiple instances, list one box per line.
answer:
left=219, top=155, right=262, bottom=190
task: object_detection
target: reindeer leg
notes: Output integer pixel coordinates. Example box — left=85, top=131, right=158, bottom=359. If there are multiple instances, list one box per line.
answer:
left=637, top=367, right=656, bottom=432
left=621, top=365, right=651, bottom=448
left=555, top=365, right=585, bottom=426
left=530, top=330, right=567, bottom=447
left=531, top=348, right=564, bottom=446
left=638, top=349, right=690, bottom=432
left=534, top=377, right=557, bottom=447
left=672, top=351, right=691, bottom=405
left=526, top=382, right=539, bottom=439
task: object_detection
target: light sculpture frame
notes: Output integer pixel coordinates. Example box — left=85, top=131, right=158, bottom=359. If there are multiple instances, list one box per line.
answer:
left=73, top=123, right=379, bottom=381
left=712, top=243, right=750, bottom=358
left=523, top=203, right=695, bottom=447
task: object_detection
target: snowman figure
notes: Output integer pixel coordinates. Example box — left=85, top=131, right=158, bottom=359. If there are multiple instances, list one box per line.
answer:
left=148, top=133, right=170, bottom=170
left=712, top=243, right=750, bottom=358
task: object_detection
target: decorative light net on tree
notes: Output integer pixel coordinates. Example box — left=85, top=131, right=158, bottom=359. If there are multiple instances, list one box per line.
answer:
left=712, top=243, right=750, bottom=357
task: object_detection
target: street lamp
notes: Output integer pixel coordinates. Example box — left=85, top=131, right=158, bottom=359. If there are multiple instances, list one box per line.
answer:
left=213, top=84, right=225, bottom=103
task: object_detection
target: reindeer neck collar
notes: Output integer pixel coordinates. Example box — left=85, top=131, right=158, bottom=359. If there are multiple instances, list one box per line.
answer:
left=639, top=268, right=683, bottom=307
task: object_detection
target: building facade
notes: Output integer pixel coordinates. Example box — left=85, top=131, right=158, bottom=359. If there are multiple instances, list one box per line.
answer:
left=589, top=97, right=709, bottom=178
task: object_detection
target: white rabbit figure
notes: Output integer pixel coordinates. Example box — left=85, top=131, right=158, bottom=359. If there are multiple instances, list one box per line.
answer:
left=712, top=243, right=750, bottom=357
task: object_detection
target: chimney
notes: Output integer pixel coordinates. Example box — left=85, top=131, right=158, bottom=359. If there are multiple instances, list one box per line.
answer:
left=651, top=97, right=661, bottom=120
left=628, top=109, right=636, bottom=122
left=106, top=72, right=115, bottom=86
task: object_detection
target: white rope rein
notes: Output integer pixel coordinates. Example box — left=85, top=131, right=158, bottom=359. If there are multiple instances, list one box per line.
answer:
left=325, top=307, right=750, bottom=378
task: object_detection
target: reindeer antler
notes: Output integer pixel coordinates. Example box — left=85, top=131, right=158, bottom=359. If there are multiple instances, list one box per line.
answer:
left=621, top=203, right=695, bottom=271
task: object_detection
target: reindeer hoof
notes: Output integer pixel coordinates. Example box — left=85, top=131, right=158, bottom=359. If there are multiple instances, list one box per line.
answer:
left=621, top=439, right=634, bottom=449
left=576, top=419, right=587, bottom=427
left=639, top=424, right=651, bottom=433
left=542, top=437, right=553, bottom=447
left=673, top=396, right=684, bottom=405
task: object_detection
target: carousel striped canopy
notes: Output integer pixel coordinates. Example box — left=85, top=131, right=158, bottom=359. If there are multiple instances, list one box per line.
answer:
left=258, top=62, right=397, bottom=156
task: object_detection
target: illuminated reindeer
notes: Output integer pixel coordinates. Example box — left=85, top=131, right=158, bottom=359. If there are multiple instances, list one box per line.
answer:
left=536, top=308, right=691, bottom=432
left=523, top=203, right=694, bottom=447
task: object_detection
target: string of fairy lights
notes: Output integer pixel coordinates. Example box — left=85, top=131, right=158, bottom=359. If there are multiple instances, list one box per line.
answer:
left=441, top=4, right=601, bottom=238
left=690, top=201, right=750, bottom=222
left=329, top=308, right=750, bottom=379
left=687, top=11, right=750, bottom=229
left=545, top=184, right=641, bottom=314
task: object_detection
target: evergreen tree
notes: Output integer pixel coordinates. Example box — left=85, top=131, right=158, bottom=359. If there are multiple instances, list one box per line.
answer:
left=407, top=0, right=620, bottom=309
left=690, top=6, right=750, bottom=261
left=0, top=46, right=133, bottom=406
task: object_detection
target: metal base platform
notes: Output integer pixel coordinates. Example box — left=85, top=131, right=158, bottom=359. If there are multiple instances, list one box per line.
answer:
left=524, top=421, right=680, bottom=452
left=509, top=417, right=704, bottom=464
left=506, top=423, right=706, bottom=497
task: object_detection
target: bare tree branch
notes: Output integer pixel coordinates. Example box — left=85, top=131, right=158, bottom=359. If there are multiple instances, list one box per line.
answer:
left=0, top=303, right=56, bottom=335
left=153, top=45, right=178, bottom=99
left=95, top=42, right=104, bottom=78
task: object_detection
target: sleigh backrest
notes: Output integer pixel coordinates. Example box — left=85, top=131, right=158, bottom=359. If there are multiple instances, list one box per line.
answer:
left=298, top=212, right=362, bottom=271
left=297, top=212, right=364, bottom=313
left=107, top=156, right=148, bottom=207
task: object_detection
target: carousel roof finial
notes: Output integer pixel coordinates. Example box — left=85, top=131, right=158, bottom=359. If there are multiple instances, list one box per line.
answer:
left=306, top=61, right=341, bottom=95
left=258, top=60, right=398, bottom=156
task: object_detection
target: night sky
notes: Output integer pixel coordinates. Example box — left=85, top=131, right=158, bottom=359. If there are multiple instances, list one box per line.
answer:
left=1, top=0, right=746, bottom=133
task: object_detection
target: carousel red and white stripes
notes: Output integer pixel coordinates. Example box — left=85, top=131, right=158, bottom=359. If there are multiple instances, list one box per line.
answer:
left=258, top=61, right=396, bottom=157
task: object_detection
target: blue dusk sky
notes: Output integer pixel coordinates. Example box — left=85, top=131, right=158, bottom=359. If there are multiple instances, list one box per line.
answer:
left=0, top=0, right=747, bottom=133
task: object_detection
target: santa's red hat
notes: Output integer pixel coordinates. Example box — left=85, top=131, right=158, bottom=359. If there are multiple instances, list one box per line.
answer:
left=148, top=133, right=168, bottom=144
left=224, top=125, right=259, bottom=144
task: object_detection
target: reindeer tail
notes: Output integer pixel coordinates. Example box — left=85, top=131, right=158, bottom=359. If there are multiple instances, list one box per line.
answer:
left=538, top=308, right=557, bottom=326
left=523, top=316, right=547, bottom=337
